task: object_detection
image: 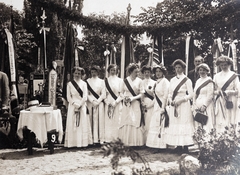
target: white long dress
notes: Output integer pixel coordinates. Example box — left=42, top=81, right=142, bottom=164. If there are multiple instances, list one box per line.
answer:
left=193, top=76, right=214, bottom=133
left=104, top=75, right=123, bottom=142
left=165, top=73, right=195, bottom=146
left=141, top=78, right=155, bottom=141
left=64, top=80, right=93, bottom=147
left=87, top=77, right=106, bottom=143
left=213, top=70, right=239, bottom=133
left=146, top=77, right=169, bottom=148
left=118, top=76, right=145, bottom=146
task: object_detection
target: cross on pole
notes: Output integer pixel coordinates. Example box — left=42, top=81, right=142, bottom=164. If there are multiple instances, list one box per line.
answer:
left=39, top=9, right=50, bottom=71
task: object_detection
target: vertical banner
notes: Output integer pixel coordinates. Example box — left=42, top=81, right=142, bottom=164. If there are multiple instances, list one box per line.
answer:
left=160, top=35, right=164, bottom=65
left=104, top=44, right=110, bottom=78
left=228, top=42, right=237, bottom=72
left=185, top=35, right=191, bottom=76
left=212, top=38, right=223, bottom=75
left=120, top=37, right=126, bottom=79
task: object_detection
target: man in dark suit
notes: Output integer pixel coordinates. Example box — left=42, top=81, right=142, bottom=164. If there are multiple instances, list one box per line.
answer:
left=188, top=55, right=204, bottom=88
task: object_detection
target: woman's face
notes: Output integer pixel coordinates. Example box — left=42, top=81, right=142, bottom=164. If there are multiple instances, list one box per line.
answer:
left=175, top=64, right=184, bottom=74
left=219, top=62, right=230, bottom=71
left=91, top=69, right=98, bottom=77
left=198, top=67, right=208, bottom=77
left=155, top=68, right=163, bottom=79
left=130, top=68, right=139, bottom=78
left=144, top=70, right=151, bottom=79
left=109, top=67, right=117, bottom=76
left=73, top=69, right=82, bottom=80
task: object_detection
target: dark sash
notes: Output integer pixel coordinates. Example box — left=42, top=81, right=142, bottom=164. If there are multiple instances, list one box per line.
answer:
left=105, top=78, right=117, bottom=100
left=71, top=80, right=82, bottom=127
left=155, top=92, right=169, bottom=127
left=195, top=79, right=213, bottom=100
left=172, top=77, right=188, bottom=101
left=71, top=80, right=83, bottom=97
left=87, top=81, right=100, bottom=99
left=144, top=90, right=154, bottom=100
left=215, top=73, right=237, bottom=101
left=124, top=78, right=145, bottom=126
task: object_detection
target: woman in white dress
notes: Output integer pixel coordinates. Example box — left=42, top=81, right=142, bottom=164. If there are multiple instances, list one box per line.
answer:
left=118, top=63, right=144, bottom=146
left=146, top=64, right=169, bottom=149
left=86, top=65, right=106, bottom=144
left=141, top=65, right=155, bottom=141
left=104, top=64, right=123, bottom=142
left=213, top=56, right=239, bottom=133
left=193, top=63, right=214, bottom=133
left=64, top=67, right=93, bottom=148
left=166, top=59, right=194, bottom=153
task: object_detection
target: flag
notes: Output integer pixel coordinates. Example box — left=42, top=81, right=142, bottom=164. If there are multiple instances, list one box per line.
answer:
left=120, top=34, right=135, bottom=78
left=185, top=35, right=191, bottom=75
left=148, top=35, right=164, bottom=67
left=4, top=28, right=19, bottom=113
left=211, top=38, right=223, bottom=75
left=228, top=41, right=237, bottom=72
left=120, top=4, right=135, bottom=79
left=62, top=22, right=77, bottom=99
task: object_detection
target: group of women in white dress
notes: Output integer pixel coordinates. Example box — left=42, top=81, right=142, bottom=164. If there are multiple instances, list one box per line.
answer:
left=63, top=55, right=240, bottom=154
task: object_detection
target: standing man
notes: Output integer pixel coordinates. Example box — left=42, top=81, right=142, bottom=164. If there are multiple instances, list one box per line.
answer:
left=188, top=55, right=204, bottom=88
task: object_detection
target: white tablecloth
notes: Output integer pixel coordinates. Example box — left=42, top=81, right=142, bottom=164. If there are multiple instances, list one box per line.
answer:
left=17, top=109, right=63, bottom=147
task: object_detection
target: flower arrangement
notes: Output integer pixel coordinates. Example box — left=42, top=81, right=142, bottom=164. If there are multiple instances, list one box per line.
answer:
left=124, top=96, right=131, bottom=107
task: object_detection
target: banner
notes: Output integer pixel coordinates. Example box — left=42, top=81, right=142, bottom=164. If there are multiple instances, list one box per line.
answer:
left=185, top=35, right=191, bottom=75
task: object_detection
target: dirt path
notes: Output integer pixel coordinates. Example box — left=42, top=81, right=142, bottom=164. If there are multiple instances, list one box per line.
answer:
left=0, top=146, right=182, bottom=175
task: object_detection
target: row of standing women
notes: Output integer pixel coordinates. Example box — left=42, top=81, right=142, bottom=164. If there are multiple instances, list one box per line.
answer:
left=64, top=55, right=240, bottom=154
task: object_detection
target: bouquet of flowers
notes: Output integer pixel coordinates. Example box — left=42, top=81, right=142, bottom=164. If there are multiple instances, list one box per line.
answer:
left=124, top=96, right=131, bottom=107
left=108, top=104, right=114, bottom=119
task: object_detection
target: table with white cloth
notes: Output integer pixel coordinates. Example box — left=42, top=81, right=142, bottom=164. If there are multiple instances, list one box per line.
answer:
left=17, top=109, right=63, bottom=155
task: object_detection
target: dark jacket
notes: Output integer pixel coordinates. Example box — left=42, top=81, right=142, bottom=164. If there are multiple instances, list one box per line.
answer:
left=188, top=69, right=199, bottom=88
left=0, top=71, right=10, bottom=108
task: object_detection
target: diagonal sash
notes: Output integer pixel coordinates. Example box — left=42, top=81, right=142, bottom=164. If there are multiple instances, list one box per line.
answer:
left=195, top=79, right=213, bottom=100
left=215, top=73, right=237, bottom=101
left=124, top=78, right=145, bottom=126
left=144, top=90, right=154, bottom=100
left=172, top=77, right=188, bottom=101
left=87, top=81, right=100, bottom=99
left=71, top=80, right=83, bottom=97
left=105, top=78, right=117, bottom=100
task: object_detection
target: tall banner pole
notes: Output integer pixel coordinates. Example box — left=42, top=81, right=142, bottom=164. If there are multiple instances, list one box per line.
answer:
left=185, top=35, right=191, bottom=76
left=104, top=44, right=110, bottom=77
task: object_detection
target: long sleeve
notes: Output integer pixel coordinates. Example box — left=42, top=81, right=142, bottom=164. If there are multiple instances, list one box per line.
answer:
left=97, top=80, right=106, bottom=103
left=66, top=83, right=74, bottom=105
left=82, top=82, right=88, bottom=103
left=203, top=82, right=214, bottom=106
left=185, top=79, right=193, bottom=100
left=162, top=79, right=169, bottom=108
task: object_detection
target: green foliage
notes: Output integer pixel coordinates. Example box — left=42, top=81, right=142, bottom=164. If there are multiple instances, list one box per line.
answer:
left=193, top=125, right=240, bottom=175
left=102, top=139, right=152, bottom=175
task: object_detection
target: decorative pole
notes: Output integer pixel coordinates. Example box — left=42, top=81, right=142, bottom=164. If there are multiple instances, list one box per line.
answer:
left=127, top=3, right=131, bottom=26
left=39, top=9, right=50, bottom=71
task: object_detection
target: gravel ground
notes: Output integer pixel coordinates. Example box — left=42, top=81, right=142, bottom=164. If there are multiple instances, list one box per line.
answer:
left=0, top=146, right=183, bottom=175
